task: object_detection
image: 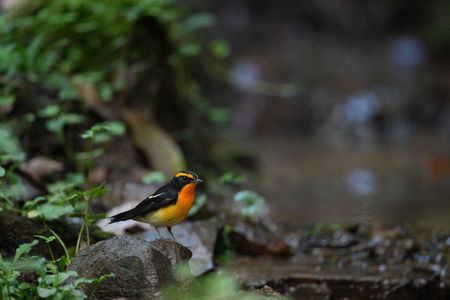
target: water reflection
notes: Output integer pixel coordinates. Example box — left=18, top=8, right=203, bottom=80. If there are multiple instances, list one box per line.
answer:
left=344, top=168, right=377, bottom=197
left=249, top=135, right=450, bottom=224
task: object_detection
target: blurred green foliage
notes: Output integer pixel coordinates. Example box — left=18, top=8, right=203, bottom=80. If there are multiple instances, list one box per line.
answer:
left=0, top=0, right=230, bottom=119
left=424, top=0, right=450, bottom=51
left=0, top=0, right=181, bottom=100
left=162, top=270, right=277, bottom=300
left=80, top=121, right=126, bottom=143
left=219, top=171, right=246, bottom=185
left=233, top=190, right=266, bottom=220
left=142, top=170, right=168, bottom=185
left=188, top=193, right=207, bottom=217
left=0, top=240, right=113, bottom=300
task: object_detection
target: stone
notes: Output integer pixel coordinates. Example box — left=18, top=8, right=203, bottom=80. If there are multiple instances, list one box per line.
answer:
left=148, top=239, right=192, bottom=266
left=290, top=283, right=332, bottom=300
left=229, top=220, right=292, bottom=257
left=68, top=236, right=191, bottom=300
left=135, top=218, right=220, bottom=276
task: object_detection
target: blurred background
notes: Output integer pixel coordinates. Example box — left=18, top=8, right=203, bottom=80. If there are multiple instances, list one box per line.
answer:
left=1, top=0, right=450, bottom=225
left=187, top=0, right=450, bottom=224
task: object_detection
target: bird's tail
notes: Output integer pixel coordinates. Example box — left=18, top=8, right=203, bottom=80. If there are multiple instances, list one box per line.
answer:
left=109, top=208, right=139, bottom=224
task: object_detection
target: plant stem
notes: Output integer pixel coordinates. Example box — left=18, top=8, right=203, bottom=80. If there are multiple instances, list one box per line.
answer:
left=87, top=134, right=94, bottom=178
left=84, top=194, right=90, bottom=246
left=47, top=244, right=55, bottom=262
left=75, top=223, right=85, bottom=255
left=48, top=228, right=70, bottom=259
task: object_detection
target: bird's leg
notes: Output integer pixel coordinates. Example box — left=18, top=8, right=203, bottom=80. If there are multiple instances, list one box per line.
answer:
left=155, top=227, right=162, bottom=239
left=167, top=226, right=176, bottom=241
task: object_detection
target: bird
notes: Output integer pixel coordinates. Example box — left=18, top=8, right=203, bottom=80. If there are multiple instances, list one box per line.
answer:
left=109, top=170, right=202, bottom=240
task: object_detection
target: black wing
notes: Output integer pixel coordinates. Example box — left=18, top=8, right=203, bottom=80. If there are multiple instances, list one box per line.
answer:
left=109, top=189, right=178, bottom=223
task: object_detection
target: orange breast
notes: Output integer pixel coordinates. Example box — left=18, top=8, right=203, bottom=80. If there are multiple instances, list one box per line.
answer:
left=177, top=183, right=197, bottom=213
left=143, top=183, right=197, bottom=227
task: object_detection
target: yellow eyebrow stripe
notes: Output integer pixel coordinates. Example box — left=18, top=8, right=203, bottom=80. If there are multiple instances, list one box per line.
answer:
left=175, top=172, right=194, bottom=179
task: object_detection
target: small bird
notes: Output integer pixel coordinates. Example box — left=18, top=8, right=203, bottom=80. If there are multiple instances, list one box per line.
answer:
left=109, top=170, right=202, bottom=240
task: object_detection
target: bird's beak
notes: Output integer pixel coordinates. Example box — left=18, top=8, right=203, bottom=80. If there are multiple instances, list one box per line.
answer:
left=195, top=178, right=203, bottom=183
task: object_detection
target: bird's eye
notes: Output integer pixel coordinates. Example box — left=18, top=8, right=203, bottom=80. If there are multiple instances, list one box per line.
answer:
left=182, top=176, right=189, bottom=181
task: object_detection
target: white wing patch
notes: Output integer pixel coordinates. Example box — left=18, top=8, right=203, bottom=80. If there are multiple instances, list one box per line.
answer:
left=147, top=193, right=165, bottom=200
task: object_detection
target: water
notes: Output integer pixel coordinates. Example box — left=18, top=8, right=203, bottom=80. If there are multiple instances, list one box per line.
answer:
left=248, top=132, right=450, bottom=224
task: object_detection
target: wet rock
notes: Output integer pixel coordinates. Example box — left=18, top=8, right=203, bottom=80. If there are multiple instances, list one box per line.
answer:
left=255, top=285, right=282, bottom=298
left=369, top=235, right=418, bottom=263
left=290, top=283, right=331, bottom=300
left=136, top=218, right=220, bottom=276
left=68, top=236, right=191, bottom=300
left=173, top=219, right=220, bottom=276
left=228, top=254, right=450, bottom=300
left=149, top=239, right=192, bottom=266
left=307, top=229, right=357, bottom=248
left=229, top=220, right=291, bottom=257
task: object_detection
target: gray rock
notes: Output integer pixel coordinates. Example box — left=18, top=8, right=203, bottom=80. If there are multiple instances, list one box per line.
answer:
left=229, top=220, right=292, bottom=257
left=149, top=239, right=192, bottom=266
left=135, top=218, right=220, bottom=276
left=68, top=236, right=192, bottom=300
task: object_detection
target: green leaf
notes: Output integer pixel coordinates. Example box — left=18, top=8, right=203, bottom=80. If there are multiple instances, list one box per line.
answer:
left=81, top=121, right=125, bottom=141
left=23, top=196, right=47, bottom=209
left=46, top=270, right=78, bottom=285
left=188, top=193, right=206, bottom=217
left=80, top=131, right=93, bottom=139
left=0, top=94, right=15, bottom=106
left=46, top=117, right=65, bottom=134
left=103, top=121, right=126, bottom=136
left=28, top=257, right=47, bottom=271
left=74, top=277, right=95, bottom=286
left=48, top=173, right=85, bottom=193
left=13, top=240, right=38, bottom=262
left=219, top=172, right=246, bottom=185
left=234, top=190, right=264, bottom=205
left=93, top=132, right=113, bottom=143
left=83, top=185, right=107, bottom=198
left=209, top=40, right=230, bottom=58
left=179, top=42, right=201, bottom=57
left=38, top=104, right=60, bottom=118
left=209, top=107, right=229, bottom=124
left=142, top=171, right=167, bottom=185
left=55, top=255, right=71, bottom=269
left=92, top=272, right=115, bottom=284
left=35, top=203, right=74, bottom=220
left=34, top=235, right=57, bottom=244
left=38, top=287, right=57, bottom=298
left=181, top=13, right=216, bottom=34
left=100, top=82, right=113, bottom=101
left=75, top=149, right=104, bottom=161
left=62, top=113, right=85, bottom=125
left=18, top=282, right=33, bottom=290
left=0, top=166, right=5, bottom=177
left=46, top=113, right=85, bottom=134
left=0, top=124, right=25, bottom=161
left=62, top=289, right=88, bottom=300
left=233, top=190, right=266, bottom=219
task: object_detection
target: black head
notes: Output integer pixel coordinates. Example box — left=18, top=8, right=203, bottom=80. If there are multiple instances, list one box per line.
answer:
left=173, top=170, right=202, bottom=189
